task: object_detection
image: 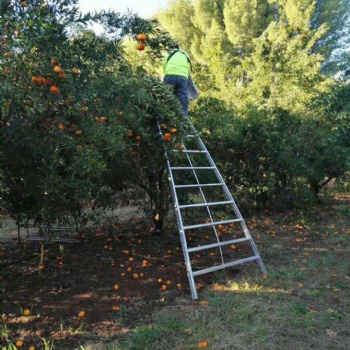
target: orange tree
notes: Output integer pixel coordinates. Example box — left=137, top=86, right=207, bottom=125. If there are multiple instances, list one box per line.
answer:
left=0, top=0, right=185, bottom=234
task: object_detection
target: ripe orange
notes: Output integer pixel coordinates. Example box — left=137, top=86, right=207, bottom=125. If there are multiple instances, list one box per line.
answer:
left=163, top=133, right=171, bottom=142
left=39, top=265, right=45, bottom=270
left=29, top=346, right=36, bottom=350
left=137, top=43, right=146, bottom=51
left=114, top=284, right=120, bottom=291
left=161, top=285, right=167, bottom=291
left=23, top=309, right=30, bottom=316
left=198, top=340, right=208, bottom=348
left=135, top=135, right=141, bottom=141
left=75, top=130, right=82, bottom=136
left=21, top=1, right=28, bottom=7
left=112, top=306, right=120, bottom=311
left=53, top=65, right=62, bottom=73
left=72, top=68, right=81, bottom=74
left=77, top=310, right=85, bottom=318
left=170, top=128, right=178, bottom=134
left=50, top=85, right=60, bottom=94
left=31, top=76, right=43, bottom=85
left=127, top=131, right=134, bottom=138
left=51, top=59, right=58, bottom=66
left=137, top=33, right=147, bottom=42
left=58, top=123, right=65, bottom=131
left=58, top=73, right=67, bottom=79
left=118, top=111, right=124, bottom=117
left=16, top=340, right=24, bottom=347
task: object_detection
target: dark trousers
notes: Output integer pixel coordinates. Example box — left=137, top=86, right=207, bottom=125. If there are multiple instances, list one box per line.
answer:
left=164, top=75, right=189, bottom=116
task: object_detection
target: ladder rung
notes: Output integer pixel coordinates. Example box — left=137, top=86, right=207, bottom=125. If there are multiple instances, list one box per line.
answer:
left=170, top=166, right=216, bottom=170
left=187, top=237, right=251, bottom=253
left=184, top=218, right=242, bottom=231
left=192, top=256, right=260, bottom=277
left=175, top=183, right=224, bottom=188
left=171, top=150, right=207, bottom=154
left=179, top=200, right=235, bottom=209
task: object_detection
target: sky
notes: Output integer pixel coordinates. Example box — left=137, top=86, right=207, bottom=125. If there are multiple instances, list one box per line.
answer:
left=78, top=0, right=169, bottom=19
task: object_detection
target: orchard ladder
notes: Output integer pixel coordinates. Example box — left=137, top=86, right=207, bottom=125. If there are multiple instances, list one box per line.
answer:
left=159, top=119, right=268, bottom=300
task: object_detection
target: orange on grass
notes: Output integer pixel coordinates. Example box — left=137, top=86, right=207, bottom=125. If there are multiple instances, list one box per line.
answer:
left=137, top=43, right=146, bottom=51
left=163, top=133, right=171, bottom=142
left=50, top=85, right=60, bottom=94
left=77, top=310, right=85, bottom=318
left=23, top=309, right=30, bottom=316
left=198, top=340, right=209, bottom=348
left=53, top=65, right=62, bottom=73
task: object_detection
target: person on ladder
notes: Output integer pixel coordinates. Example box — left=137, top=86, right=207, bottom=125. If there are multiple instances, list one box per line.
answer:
left=163, top=44, right=191, bottom=116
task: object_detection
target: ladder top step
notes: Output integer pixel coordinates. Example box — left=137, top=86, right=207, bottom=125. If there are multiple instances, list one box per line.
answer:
left=184, top=218, right=242, bottom=231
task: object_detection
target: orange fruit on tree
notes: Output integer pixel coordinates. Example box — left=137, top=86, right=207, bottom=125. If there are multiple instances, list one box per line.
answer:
left=23, top=308, right=30, bottom=316
left=21, top=1, right=28, bottom=7
left=137, top=43, right=146, bottom=51
left=16, top=340, right=24, bottom=347
left=118, top=111, right=124, bottom=117
left=39, top=265, right=45, bottom=270
left=114, top=284, right=120, bottom=291
left=161, top=285, right=167, bottom=291
left=127, top=131, right=134, bottom=138
left=31, top=76, right=43, bottom=85
left=53, top=65, right=62, bottom=73
left=72, top=68, right=80, bottom=74
left=137, top=33, right=147, bottom=42
left=29, top=346, right=36, bottom=350
left=58, top=123, right=65, bottom=131
left=50, top=85, right=60, bottom=94
left=77, top=310, right=85, bottom=318
left=135, top=135, right=141, bottom=141
left=75, top=130, right=82, bottom=136
left=51, top=59, right=58, bottom=66
left=112, top=306, right=120, bottom=311
left=163, top=133, right=171, bottom=142
left=170, top=128, right=177, bottom=134
left=58, top=73, right=67, bottom=79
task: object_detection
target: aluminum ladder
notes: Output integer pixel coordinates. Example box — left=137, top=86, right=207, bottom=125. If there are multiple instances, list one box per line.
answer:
left=160, top=119, right=268, bottom=300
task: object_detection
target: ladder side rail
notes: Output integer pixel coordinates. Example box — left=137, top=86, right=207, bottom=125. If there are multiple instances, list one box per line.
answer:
left=157, top=121, right=199, bottom=299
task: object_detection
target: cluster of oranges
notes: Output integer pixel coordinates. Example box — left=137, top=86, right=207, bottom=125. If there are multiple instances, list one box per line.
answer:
left=160, top=123, right=178, bottom=142
left=136, top=33, right=147, bottom=51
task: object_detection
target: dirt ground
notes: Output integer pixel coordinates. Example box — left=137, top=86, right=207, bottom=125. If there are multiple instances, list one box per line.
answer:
left=0, top=215, right=223, bottom=349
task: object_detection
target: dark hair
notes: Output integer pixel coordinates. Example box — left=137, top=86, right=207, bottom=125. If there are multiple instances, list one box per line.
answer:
left=170, top=44, right=179, bottom=50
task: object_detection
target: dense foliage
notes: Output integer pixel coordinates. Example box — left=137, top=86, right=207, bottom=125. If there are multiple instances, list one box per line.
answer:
left=0, top=0, right=186, bottom=232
